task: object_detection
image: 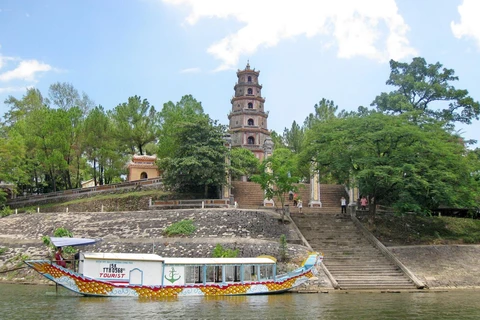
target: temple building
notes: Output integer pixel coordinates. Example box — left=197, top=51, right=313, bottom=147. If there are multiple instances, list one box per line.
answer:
left=228, top=62, right=271, bottom=160
left=127, top=155, right=160, bottom=181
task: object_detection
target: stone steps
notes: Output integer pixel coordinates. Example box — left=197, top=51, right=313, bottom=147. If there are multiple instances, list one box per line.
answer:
left=292, top=212, right=417, bottom=290
left=231, top=181, right=348, bottom=209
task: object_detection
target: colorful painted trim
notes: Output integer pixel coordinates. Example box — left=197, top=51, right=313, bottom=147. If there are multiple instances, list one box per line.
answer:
left=25, top=261, right=316, bottom=298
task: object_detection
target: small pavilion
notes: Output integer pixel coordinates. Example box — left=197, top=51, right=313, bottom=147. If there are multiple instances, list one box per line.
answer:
left=127, top=155, right=160, bottom=181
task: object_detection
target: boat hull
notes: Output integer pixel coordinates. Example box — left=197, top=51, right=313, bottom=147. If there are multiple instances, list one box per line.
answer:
left=24, top=260, right=318, bottom=297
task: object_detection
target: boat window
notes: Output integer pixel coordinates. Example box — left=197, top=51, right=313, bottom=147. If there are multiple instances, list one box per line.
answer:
left=215, top=266, right=222, bottom=282
left=206, top=265, right=223, bottom=283
left=243, top=265, right=257, bottom=281
left=185, top=266, right=203, bottom=284
left=224, top=266, right=241, bottom=282
left=259, top=265, right=274, bottom=280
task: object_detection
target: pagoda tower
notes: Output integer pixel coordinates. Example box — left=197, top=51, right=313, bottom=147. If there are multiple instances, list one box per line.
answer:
left=228, top=62, right=270, bottom=160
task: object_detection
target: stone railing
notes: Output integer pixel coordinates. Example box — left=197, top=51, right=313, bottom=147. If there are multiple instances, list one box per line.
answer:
left=7, top=177, right=163, bottom=206
left=150, top=199, right=230, bottom=209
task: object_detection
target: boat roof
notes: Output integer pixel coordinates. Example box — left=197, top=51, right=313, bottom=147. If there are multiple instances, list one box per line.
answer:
left=163, top=257, right=276, bottom=265
left=82, top=252, right=276, bottom=265
left=51, top=237, right=100, bottom=248
left=83, top=252, right=164, bottom=262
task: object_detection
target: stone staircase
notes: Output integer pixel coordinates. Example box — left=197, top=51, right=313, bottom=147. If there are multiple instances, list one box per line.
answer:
left=291, top=211, right=417, bottom=290
left=231, top=181, right=347, bottom=209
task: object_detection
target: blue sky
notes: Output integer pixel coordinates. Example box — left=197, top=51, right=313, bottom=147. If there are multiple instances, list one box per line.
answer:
left=1, top=0, right=479, bottom=147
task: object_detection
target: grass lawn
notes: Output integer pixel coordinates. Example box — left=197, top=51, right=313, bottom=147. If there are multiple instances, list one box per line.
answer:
left=363, top=213, right=480, bottom=246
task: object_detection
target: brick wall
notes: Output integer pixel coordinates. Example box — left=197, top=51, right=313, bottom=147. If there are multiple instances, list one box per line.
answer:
left=231, top=181, right=348, bottom=208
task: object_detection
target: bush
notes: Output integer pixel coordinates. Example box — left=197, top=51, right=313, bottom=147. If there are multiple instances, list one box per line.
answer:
left=212, top=244, right=239, bottom=258
left=23, top=206, right=36, bottom=214
left=164, top=219, right=196, bottom=236
left=462, top=236, right=477, bottom=244
left=53, top=227, right=73, bottom=238
left=42, top=227, right=76, bottom=254
left=0, top=206, right=13, bottom=217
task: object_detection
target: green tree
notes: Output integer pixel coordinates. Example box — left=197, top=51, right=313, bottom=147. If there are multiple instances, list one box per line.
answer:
left=62, top=107, right=85, bottom=189
left=229, top=147, right=260, bottom=181
left=3, top=88, right=47, bottom=127
left=110, top=95, right=158, bottom=155
left=372, top=57, right=480, bottom=125
left=303, top=98, right=339, bottom=129
left=84, top=106, right=122, bottom=185
left=0, top=126, right=27, bottom=189
left=25, top=106, right=71, bottom=192
left=269, top=131, right=285, bottom=149
left=157, top=95, right=207, bottom=160
left=251, top=148, right=300, bottom=221
left=303, top=112, right=479, bottom=216
left=283, top=121, right=304, bottom=154
left=161, top=117, right=228, bottom=197
left=48, top=82, right=94, bottom=115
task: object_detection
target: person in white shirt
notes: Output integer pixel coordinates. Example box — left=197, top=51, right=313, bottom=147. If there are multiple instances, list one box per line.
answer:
left=341, top=197, right=347, bottom=214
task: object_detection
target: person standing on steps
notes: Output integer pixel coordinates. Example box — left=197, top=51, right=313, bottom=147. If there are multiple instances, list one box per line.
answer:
left=297, top=199, right=302, bottom=213
left=360, top=196, right=368, bottom=211
left=341, top=196, right=347, bottom=214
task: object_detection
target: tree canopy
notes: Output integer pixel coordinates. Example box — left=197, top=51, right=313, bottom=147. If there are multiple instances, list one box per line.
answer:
left=229, top=147, right=260, bottom=181
left=372, top=57, right=480, bottom=125
left=157, top=95, right=207, bottom=159
left=303, top=110, right=479, bottom=215
left=109, top=95, right=158, bottom=155
left=252, top=148, right=301, bottom=218
left=160, top=117, right=228, bottom=197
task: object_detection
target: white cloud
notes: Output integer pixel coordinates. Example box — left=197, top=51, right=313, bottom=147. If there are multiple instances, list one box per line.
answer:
left=0, top=55, right=16, bottom=70
left=451, top=0, right=480, bottom=49
left=163, top=0, right=416, bottom=69
left=0, top=59, right=52, bottom=82
left=0, top=86, right=28, bottom=94
left=180, top=67, right=201, bottom=73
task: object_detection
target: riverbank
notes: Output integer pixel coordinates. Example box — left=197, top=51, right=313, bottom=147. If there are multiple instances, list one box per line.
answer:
left=1, top=208, right=479, bottom=290
left=0, top=209, right=330, bottom=289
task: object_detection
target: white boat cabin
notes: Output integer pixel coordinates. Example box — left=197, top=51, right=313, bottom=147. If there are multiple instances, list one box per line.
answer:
left=78, top=252, right=277, bottom=287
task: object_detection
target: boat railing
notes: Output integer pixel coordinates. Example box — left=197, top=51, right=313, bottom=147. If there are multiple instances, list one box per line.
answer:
left=275, top=266, right=307, bottom=282
left=47, top=258, right=79, bottom=272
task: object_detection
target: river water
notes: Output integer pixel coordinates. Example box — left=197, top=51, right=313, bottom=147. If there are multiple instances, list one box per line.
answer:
left=1, top=283, right=479, bottom=319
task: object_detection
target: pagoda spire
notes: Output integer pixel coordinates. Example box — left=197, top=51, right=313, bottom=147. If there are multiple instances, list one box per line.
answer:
left=228, top=63, right=270, bottom=160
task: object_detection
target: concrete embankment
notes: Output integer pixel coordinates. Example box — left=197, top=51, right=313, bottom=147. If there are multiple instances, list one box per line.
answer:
left=388, top=245, right=480, bottom=289
left=0, top=209, right=330, bottom=289
left=1, top=208, right=478, bottom=291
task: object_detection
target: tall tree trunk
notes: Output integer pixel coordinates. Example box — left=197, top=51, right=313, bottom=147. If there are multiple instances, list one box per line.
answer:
left=100, top=164, right=104, bottom=185
left=66, top=156, right=72, bottom=189
left=50, top=168, right=57, bottom=192
left=93, top=158, right=97, bottom=186
left=76, top=154, right=81, bottom=188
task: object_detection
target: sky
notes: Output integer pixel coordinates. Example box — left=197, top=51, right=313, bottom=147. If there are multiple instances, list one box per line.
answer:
left=1, top=0, right=479, bottom=147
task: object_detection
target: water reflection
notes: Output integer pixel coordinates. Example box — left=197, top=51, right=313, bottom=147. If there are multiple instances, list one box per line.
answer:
left=1, top=284, right=479, bottom=320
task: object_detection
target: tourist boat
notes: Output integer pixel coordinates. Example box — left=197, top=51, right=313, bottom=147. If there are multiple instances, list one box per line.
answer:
left=24, top=238, right=323, bottom=298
